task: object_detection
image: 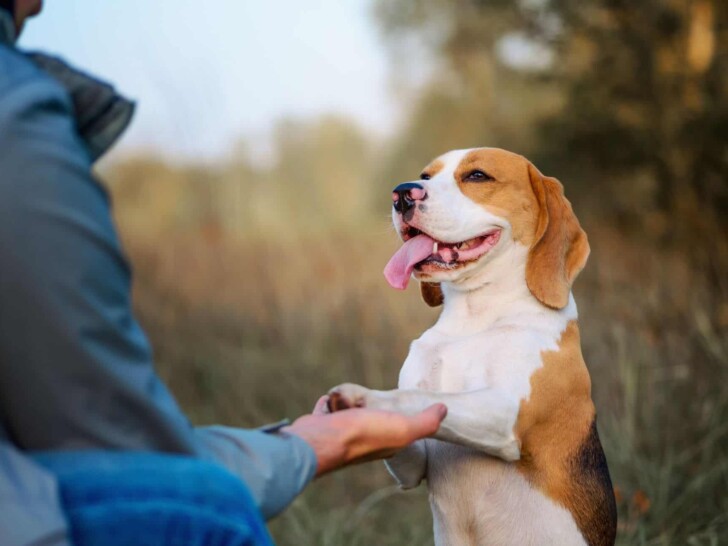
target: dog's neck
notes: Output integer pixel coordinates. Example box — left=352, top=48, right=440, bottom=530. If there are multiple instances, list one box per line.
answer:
left=434, top=243, right=573, bottom=336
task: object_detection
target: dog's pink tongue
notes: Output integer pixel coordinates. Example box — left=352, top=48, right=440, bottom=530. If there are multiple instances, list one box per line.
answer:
left=384, top=234, right=435, bottom=290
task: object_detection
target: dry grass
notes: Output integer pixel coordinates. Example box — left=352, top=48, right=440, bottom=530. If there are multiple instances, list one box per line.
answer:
left=120, top=212, right=728, bottom=545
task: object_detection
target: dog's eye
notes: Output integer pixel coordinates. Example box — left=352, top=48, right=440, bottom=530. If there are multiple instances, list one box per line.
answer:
left=464, top=170, right=494, bottom=182
left=420, top=173, right=431, bottom=180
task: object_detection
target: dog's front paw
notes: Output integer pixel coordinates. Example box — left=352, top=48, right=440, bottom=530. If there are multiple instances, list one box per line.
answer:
left=327, top=383, right=371, bottom=412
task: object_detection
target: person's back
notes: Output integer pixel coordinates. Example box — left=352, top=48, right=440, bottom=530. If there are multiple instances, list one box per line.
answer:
left=0, top=15, right=87, bottom=546
left=0, top=13, right=218, bottom=544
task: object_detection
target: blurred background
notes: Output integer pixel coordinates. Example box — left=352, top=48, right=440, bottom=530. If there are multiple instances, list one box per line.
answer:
left=22, top=1, right=728, bottom=544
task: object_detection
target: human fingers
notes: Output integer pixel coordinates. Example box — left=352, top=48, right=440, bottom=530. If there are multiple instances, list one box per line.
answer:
left=285, top=403, right=448, bottom=476
left=313, top=395, right=330, bottom=415
left=342, top=404, right=447, bottom=461
left=402, top=403, right=448, bottom=441
left=355, top=404, right=447, bottom=450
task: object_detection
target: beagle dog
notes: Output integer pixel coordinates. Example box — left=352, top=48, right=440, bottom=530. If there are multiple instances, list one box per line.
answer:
left=328, top=148, right=617, bottom=545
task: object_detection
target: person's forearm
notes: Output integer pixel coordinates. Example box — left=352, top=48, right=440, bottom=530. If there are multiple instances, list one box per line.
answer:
left=195, top=426, right=317, bottom=520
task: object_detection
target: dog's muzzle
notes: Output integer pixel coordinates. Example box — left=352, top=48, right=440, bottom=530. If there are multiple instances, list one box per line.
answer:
left=392, top=182, right=427, bottom=217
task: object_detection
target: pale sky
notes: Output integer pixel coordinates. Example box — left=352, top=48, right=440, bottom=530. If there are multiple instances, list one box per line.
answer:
left=20, top=0, right=396, bottom=161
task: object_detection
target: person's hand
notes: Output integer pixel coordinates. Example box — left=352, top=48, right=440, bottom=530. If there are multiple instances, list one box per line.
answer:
left=282, top=396, right=447, bottom=477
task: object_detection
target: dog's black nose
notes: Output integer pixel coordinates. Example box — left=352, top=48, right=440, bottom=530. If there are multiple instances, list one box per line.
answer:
left=392, top=182, right=427, bottom=215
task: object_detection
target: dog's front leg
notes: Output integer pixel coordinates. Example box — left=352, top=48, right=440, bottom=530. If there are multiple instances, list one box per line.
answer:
left=384, top=440, right=427, bottom=489
left=329, top=383, right=521, bottom=461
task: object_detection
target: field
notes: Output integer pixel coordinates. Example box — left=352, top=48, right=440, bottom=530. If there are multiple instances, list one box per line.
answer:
left=102, top=6, right=728, bottom=540
left=117, top=206, right=728, bottom=544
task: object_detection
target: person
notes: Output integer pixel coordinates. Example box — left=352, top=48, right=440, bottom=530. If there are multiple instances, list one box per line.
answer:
left=0, top=2, right=447, bottom=545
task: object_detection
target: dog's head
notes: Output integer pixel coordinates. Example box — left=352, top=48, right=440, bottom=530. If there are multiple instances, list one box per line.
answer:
left=384, top=148, right=589, bottom=309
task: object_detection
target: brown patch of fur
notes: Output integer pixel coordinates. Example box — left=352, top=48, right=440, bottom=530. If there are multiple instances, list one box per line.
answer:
left=422, top=159, right=445, bottom=179
left=420, top=281, right=444, bottom=307
left=416, top=156, right=445, bottom=309
left=515, top=321, right=617, bottom=546
left=454, top=148, right=541, bottom=245
left=526, top=164, right=590, bottom=309
left=449, top=148, right=589, bottom=310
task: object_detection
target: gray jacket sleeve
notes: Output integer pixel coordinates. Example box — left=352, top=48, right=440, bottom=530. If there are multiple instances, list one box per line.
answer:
left=0, top=70, right=316, bottom=520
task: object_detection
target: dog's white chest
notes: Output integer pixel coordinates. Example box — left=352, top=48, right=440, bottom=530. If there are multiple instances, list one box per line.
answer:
left=394, top=301, right=587, bottom=545
left=399, top=333, right=490, bottom=392
left=398, top=324, right=551, bottom=398
left=399, top=297, right=578, bottom=395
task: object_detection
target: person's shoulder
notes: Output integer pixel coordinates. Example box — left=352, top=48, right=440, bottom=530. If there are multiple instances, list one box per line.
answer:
left=0, top=44, right=66, bottom=104
left=0, top=44, right=75, bottom=141
left=0, top=43, right=42, bottom=88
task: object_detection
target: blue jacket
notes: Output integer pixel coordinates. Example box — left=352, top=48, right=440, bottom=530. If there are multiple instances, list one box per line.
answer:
left=0, top=11, right=317, bottom=545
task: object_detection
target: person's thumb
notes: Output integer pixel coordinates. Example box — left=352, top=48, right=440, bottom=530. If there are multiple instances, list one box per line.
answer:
left=407, top=403, right=447, bottom=439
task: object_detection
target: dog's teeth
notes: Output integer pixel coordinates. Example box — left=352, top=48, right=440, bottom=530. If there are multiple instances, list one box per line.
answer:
left=433, top=242, right=439, bottom=254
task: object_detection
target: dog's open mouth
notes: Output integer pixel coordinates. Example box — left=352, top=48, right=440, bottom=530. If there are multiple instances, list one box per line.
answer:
left=384, top=227, right=501, bottom=290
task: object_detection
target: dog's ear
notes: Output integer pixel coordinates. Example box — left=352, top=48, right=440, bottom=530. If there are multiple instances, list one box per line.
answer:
left=420, top=282, right=444, bottom=307
left=526, top=163, right=590, bottom=309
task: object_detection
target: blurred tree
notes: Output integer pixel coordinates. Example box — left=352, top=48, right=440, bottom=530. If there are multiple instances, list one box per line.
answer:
left=265, top=115, right=375, bottom=229
left=374, top=0, right=562, bottom=194
left=106, top=157, right=222, bottom=236
left=107, top=115, right=375, bottom=238
left=374, top=0, right=728, bottom=269
left=543, top=0, right=728, bottom=248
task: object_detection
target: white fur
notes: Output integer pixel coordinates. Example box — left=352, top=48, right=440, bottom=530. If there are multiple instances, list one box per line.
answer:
left=331, top=149, right=587, bottom=545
